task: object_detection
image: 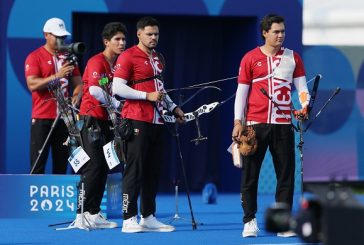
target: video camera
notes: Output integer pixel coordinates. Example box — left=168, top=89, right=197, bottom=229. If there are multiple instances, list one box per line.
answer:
left=56, top=38, right=86, bottom=65
left=265, top=183, right=364, bottom=245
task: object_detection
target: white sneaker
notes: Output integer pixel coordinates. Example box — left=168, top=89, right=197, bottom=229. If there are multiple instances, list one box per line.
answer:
left=242, top=218, right=259, bottom=237
left=85, top=212, right=118, bottom=229
left=122, top=216, right=145, bottom=233
left=277, top=230, right=296, bottom=237
left=67, top=213, right=93, bottom=230
left=139, top=215, right=175, bottom=232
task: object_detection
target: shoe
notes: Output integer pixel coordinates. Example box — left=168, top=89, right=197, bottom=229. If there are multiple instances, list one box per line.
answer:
left=242, top=218, right=259, bottom=237
left=122, top=216, right=145, bottom=233
left=139, top=214, right=175, bottom=232
left=67, top=213, right=93, bottom=230
left=85, top=212, right=118, bottom=229
left=277, top=230, right=296, bottom=237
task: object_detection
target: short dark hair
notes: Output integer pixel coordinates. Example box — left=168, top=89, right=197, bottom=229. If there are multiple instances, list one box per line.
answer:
left=136, top=16, right=160, bottom=30
left=260, top=14, right=285, bottom=40
left=102, top=22, right=127, bottom=41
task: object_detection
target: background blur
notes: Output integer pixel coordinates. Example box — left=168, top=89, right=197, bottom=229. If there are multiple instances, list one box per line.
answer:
left=1, top=0, right=363, bottom=193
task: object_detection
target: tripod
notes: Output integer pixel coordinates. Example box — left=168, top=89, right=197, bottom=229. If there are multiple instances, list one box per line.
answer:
left=30, top=113, right=62, bottom=174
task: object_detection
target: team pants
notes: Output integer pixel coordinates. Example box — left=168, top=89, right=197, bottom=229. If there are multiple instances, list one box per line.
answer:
left=77, top=117, right=113, bottom=215
left=122, top=120, right=164, bottom=220
left=30, top=118, right=69, bottom=174
left=240, top=124, right=295, bottom=224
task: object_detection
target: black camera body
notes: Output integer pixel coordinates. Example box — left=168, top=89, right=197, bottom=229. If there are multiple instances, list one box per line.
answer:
left=64, top=54, right=79, bottom=66
left=265, top=184, right=364, bottom=245
left=56, top=38, right=86, bottom=65
left=58, top=42, right=86, bottom=56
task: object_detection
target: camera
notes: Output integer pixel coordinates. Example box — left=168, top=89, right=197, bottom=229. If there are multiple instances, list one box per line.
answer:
left=265, top=183, right=364, bottom=245
left=265, top=199, right=322, bottom=242
left=56, top=38, right=86, bottom=65
left=57, top=42, right=86, bottom=56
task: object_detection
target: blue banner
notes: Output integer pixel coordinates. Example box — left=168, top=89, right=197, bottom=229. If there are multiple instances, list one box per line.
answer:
left=0, top=174, right=79, bottom=218
left=0, top=174, right=122, bottom=219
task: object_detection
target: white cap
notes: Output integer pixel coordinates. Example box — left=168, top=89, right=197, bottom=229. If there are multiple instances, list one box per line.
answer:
left=43, top=17, right=71, bottom=36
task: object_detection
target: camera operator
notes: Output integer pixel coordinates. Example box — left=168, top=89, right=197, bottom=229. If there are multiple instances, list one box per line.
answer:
left=25, top=17, right=82, bottom=174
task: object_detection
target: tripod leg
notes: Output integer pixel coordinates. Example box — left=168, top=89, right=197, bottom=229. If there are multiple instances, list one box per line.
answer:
left=30, top=113, right=62, bottom=174
left=172, top=185, right=181, bottom=219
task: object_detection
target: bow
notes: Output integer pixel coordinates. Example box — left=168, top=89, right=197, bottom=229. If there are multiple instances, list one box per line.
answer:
left=161, top=78, right=235, bottom=124
left=161, top=83, right=235, bottom=145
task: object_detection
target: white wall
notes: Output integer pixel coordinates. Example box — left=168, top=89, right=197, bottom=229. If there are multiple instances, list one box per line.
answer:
left=303, top=0, right=364, bottom=46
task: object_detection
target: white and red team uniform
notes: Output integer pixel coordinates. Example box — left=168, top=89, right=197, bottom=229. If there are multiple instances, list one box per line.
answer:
left=79, top=52, right=115, bottom=120
left=238, top=47, right=305, bottom=124
left=114, top=45, right=170, bottom=124
left=25, top=46, right=81, bottom=119
left=237, top=47, right=308, bottom=225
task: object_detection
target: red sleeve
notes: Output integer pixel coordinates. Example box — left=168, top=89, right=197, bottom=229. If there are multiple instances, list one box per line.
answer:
left=237, top=54, right=252, bottom=85
left=114, top=51, right=133, bottom=81
left=293, top=52, right=305, bottom=78
left=24, top=53, right=40, bottom=77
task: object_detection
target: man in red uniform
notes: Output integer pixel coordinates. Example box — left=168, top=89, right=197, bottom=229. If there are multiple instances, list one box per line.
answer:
left=112, top=16, right=184, bottom=233
left=68, top=22, right=127, bottom=230
left=25, top=17, right=82, bottom=174
left=232, top=14, right=310, bottom=238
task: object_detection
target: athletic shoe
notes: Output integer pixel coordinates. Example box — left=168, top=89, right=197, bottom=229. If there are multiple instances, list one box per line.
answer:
left=139, top=214, right=175, bottom=232
left=67, top=213, right=92, bottom=230
left=277, top=230, right=297, bottom=237
left=242, top=218, right=259, bottom=237
left=121, top=216, right=145, bottom=233
left=85, top=212, right=118, bottom=229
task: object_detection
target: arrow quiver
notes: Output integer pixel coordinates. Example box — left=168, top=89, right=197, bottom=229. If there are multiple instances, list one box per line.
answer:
left=98, top=76, right=126, bottom=162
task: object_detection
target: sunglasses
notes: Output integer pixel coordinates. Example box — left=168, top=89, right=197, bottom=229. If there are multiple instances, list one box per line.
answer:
left=49, top=33, right=67, bottom=40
